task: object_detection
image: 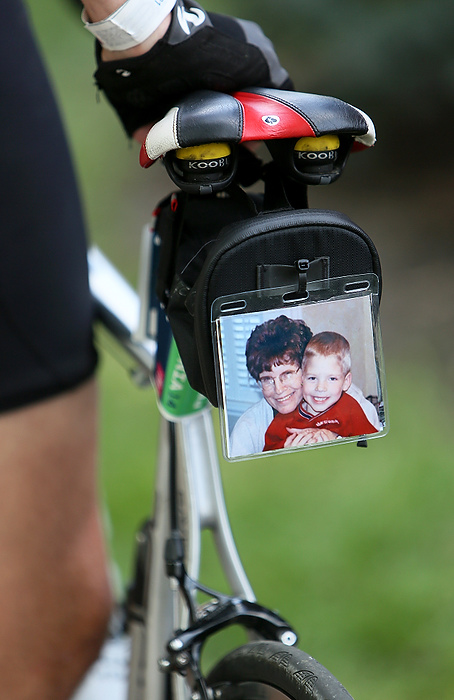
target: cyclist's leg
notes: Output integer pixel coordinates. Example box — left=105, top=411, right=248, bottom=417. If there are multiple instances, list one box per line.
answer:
left=0, top=380, right=112, bottom=699
left=0, top=2, right=112, bottom=697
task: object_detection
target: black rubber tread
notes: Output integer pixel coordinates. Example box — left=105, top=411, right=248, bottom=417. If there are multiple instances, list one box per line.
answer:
left=207, top=640, right=354, bottom=700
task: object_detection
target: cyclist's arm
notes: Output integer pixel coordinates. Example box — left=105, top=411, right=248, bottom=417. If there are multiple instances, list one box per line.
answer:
left=81, top=0, right=292, bottom=139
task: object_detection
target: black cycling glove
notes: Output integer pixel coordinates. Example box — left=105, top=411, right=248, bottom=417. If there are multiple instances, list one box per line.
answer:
left=94, top=0, right=293, bottom=137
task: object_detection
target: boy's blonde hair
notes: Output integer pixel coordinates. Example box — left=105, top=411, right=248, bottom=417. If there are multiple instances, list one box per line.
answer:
left=302, top=331, right=351, bottom=376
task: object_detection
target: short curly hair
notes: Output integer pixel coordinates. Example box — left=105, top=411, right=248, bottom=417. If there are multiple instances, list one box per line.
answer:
left=246, top=315, right=313, bottom=381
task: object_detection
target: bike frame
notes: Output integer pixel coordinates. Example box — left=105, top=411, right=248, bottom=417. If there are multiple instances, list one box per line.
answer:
left=73, top=84, right=378, bottom=700
left=87, top=236, right=297, bottom=700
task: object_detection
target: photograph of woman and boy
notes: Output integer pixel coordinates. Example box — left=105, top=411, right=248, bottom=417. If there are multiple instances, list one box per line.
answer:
left=226, top=304, right=384, bottom=459
left=263, top=330, right=378, bottom=451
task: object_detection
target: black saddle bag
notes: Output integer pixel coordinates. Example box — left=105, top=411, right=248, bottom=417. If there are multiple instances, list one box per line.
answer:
left=154, top=187, right=381, bottom=406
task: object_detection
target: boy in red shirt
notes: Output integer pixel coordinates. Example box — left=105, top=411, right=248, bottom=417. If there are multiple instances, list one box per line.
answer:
left=264, top=331, right=379, bottom=451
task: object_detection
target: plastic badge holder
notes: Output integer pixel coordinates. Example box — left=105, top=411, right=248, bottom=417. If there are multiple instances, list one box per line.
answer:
left=212, top=274, right=388, bottom=461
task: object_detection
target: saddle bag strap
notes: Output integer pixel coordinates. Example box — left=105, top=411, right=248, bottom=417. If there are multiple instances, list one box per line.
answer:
left=256, top=256, right=330, bottom=295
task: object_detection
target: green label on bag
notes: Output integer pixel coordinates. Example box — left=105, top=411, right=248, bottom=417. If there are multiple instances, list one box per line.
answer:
left=159, top=339, right=209, bottom=418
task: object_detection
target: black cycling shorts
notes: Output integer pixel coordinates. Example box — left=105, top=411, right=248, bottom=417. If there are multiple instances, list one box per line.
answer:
left=0, top=0, right=97, bottom=413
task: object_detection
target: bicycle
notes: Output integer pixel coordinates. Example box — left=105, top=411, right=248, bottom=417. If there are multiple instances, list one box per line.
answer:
left=74, top=87, right=377, bottom=700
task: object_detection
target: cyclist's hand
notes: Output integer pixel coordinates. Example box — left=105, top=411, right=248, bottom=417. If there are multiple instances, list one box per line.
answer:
left=284, top=428, right=338, bottom=447
left=93, top=0, right=293, bottom=139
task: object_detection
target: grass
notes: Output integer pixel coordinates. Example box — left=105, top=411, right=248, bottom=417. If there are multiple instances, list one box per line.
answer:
left=99, top=352, right=454, bottom=699
left=25, top=4, right=454, bottom=696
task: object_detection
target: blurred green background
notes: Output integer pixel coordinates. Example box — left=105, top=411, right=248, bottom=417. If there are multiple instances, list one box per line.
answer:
left=26, top=1, right=454, bottom=697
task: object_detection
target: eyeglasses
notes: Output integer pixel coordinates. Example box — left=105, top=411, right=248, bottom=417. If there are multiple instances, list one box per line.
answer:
left=258, top=368, right=302, bottom=391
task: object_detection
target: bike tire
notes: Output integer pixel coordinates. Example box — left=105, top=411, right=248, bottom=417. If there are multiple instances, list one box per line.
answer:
left=206, top=640, right=354, bottom=700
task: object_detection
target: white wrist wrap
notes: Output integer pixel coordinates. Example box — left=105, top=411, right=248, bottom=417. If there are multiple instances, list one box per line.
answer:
left=82, top=0, right=177, bottom=51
